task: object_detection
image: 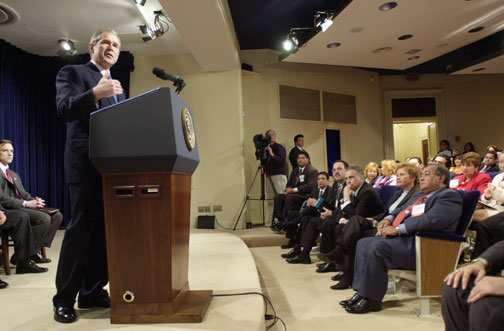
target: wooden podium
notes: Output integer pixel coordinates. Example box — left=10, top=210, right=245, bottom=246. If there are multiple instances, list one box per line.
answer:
left=89, top=87, right=212, bottom=323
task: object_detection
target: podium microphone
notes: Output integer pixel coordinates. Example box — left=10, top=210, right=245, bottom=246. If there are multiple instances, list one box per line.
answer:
left=152, top=67, right=186, bottom=94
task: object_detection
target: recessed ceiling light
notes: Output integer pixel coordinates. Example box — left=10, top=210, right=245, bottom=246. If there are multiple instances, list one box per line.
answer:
left=437, top=43, right=449, bottom=48
left=327, top=42, right=341, bottom=48
left=408, top=56, right=420, bottom=61
left=379, top=2, right=398, bottom=11
left=398, top=34, right=413, bottom=40
left=350, top=27, right=364, bottom=33
left=468, top=26, right=484, bottom=33
left=473, top=67, right=485, bottom=72
left=373, top=47, right=393, bottom=54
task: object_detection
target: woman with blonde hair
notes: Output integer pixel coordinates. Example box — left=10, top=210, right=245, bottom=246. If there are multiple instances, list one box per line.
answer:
left=364, top=162, right=380, bottom=186
left=373, top=159, right=397, bottom=188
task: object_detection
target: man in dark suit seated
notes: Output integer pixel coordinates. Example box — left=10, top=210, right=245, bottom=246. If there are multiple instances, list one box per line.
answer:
left=288, top=134, right=310, bottom=170
left=272, top=151, right=318, bottom=230
left=443, top=240, right=504, bottom=330
left=480, top=150, right=500, bottom=173
left=53, top=28, right=126, bottom=323
left=281, top=171, right=333, bottom=250
left=0, top=205, right=47, bottom=274
left=329, top=163, right=422, bottom=289
left=287, top=165, right=382, bottom=264
left=0, top=139, right=62, bottom=264
left=340, top=164, right=463, bottom=314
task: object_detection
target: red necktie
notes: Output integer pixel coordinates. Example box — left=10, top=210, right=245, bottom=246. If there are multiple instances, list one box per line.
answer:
left=392, top=195, right=427, bottom=226
left=6, top=169, right=24, bottom=200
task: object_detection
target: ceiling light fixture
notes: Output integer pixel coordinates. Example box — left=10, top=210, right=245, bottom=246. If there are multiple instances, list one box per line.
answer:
left=283, top=33, right=299, bottom=51
left=314, top=11, right=334, bottom=32
left=408, top=56, right=420, bottom=61
left=398, top=34, right=413, bottom=40
left=138, top=10, right=171, bottom=41
left=473, top=67, right=485, bottom=72
left=134, top=0, right=146, bottom=6
left=379, top=2, right=398, bottom=11
left=468, top=26, right=484, bottom=33
left=326, top=42, right=341, bottom=48
left=57, top=39, right=76, bottom=57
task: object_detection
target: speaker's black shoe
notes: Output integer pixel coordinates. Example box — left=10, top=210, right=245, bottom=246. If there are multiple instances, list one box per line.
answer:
left=78, top=296, right=110, bottom=309
left=316, top=262, right=337, bottom=273
left=286, top=255, right=311, bottom=264
left=331, top=272, right=345, bottom=282
left=339, top=293, right=361, bottom=307
left=31, top=251, right=51, bottom=264
left=281, top=249, right=300, bottom=259
left=0, top=278, right=8, bottom=289
left=345, top=297, right=382, bottom=314
left=16, top=260, right=48, bottom=274
left=54, top=306, right=77, bottom=323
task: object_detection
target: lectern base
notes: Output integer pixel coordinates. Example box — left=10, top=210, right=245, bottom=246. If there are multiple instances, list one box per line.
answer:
left=111, top=290, right=213, bottom=324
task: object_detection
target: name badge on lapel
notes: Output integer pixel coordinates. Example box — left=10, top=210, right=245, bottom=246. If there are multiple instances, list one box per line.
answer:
left=449, top=179, right=459, bottom=189
left=299, top=175, right=305, bottom=183
left=411, top=203, right=426, bottom=217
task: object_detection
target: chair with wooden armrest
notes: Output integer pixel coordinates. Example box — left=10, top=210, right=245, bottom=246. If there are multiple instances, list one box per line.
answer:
left=388, top=190, right=480, bottom=316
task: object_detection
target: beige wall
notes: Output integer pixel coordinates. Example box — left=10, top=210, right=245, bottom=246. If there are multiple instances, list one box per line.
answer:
left=130, top=54, right=245, bottom=228
left=381, top=73, right=504, bottom=155
left=241, top=50, right=384, bottom=224
left=393, top=122, right=434, bottom=163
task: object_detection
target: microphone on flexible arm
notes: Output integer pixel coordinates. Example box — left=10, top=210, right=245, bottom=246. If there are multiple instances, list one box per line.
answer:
left=152, top=67, right=187, bottom=94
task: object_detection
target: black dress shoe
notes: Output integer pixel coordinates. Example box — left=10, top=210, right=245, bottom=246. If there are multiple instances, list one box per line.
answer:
left=281, top=240, right=295, bottom=249
left=54, top=306, right=77, bottom=323
left=78, top=296, right=110, bottom=309
left=331, top=272, right=345, bottom=281
left=0, top=278, right=8, bottom=289
left=10, top=254, right=17, bottom=265
left=330, top=277, right=353, bottom=290
left=316, top=262, right=337, bottom=273
left=16, top=260, right=48, bottom=274
left=345, top=297, right=382, bottom=314
left=339, top=293, right=361, bottom=307
left=32, top=251, right=51, bottom=264
left=316, top=262, right=326, bottom=268
left=286, top=255, right=311, bottom=264
left=281, top=249, right=300, bottom=259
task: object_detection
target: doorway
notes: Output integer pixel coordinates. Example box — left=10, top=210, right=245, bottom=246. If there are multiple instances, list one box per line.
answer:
left=392, top=121, right=438, bottom=165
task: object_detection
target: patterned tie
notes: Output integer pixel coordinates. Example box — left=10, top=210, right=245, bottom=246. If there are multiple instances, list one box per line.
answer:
left=392, top=195, right=427, bottom=226
left=318, top=189, right=323, bottom=199
left=6, top=169, right=24, bottom=200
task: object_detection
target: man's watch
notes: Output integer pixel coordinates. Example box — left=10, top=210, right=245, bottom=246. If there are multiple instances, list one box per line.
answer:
left=395, top=226, right=401, bottom=235
left=472, top=257, right=490, bottom=269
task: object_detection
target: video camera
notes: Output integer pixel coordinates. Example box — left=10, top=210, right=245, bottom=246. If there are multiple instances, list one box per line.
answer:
left=253, top=133, right=271, bottom=162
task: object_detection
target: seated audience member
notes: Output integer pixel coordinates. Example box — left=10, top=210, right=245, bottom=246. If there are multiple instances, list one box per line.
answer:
left=340, top=165, right=463, bottom=314
left=452, top=148, right=462, bottom=156
left=442, top=240, right=504, bottom=330
left=408, top=157, right=424, bottom=170
left=472, top=212, right=504, bottom=258
left=450, top=154, right=463, bottom=175
left=272, top=151, right=318, bottom=229
left=433, top=154, right=452, bottom=170
left=0, top=140, right=62, bottom=262
left=364, top=162, right=380, bottom=186
left=464, top=142, right=476, bottom=154
left=288, top=134, right=310, bottom=170
left=480, top=150, right=499, bottom=173
left=287, top=166, right=382, bottom=265
left=0, top=210, right=8, bottom=288
left=473, top=152, right=504, bottom=222
left=0, top=205, right=47, bottom=274
left=373, top=159, right=397, bottom=188
left=450, top=152, right=491, bottom=195
left=438, top=139, right=453, bottom=158
left=281, top=171, right=333, bottom=248
left=282, top=161, right=347, bottom=264
left=486, top=144, right=499, bottom=153
left=329, top=163, right=422, bottom=289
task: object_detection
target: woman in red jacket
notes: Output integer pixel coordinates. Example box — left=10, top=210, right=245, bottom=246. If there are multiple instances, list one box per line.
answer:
left=450, top=152, right=491, bottom=195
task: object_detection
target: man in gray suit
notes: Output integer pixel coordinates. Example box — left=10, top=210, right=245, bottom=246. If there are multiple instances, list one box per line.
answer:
left=442, top=240, right=504, bottom=330
left=0, top=139, right=62, bottom=263
left=341, top=164, right=463, bottom=314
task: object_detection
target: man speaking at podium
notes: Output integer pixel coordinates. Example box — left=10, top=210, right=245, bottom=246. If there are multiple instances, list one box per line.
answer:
left=53, top=29, right=125, bottom=323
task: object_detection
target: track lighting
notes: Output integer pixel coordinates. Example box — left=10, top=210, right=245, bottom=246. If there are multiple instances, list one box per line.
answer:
left=138, top=10, right=171, bottom=42
left=134, top=0, right=146, bottom=6
left=57, top=39, right=76, bottom=57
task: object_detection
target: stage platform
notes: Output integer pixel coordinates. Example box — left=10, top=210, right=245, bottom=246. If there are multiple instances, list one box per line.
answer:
left=0, top=229, right=265, bottom=331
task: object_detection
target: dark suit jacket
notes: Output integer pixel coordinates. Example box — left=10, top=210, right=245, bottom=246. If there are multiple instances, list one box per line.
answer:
left=308, top=185, right=334, bottom=212
left=390, top=187, right=463, bottom=234
left=55, top=62, right=126, bottom=184
left=480, top=240, right=504, bottom=274
left=480, top=164, right=500, bottom=173
left=286, top=164, right=318, bottom=194
left=374, top=185, right=422, bottom=221
left=288, top=147, right=310, bottom=169
left=0, top=169, right=34, bottom=209
left=340, top=182, right=384, bottom=219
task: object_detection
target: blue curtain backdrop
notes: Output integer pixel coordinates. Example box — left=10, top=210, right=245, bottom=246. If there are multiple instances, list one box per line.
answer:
left=0, top=39, right=134, bottom=225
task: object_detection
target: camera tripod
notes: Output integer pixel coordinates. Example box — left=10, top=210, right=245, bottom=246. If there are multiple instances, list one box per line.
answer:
left=233, top=164, right=277, bottom=230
